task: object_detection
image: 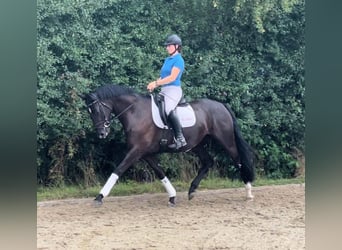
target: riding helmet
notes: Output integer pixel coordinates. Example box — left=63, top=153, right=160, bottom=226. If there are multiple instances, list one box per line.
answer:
left=164, top=34, right=182, bottom=46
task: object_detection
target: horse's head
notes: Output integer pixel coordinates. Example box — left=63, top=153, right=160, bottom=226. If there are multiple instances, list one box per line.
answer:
left=83, top=93, right=112, bottom=139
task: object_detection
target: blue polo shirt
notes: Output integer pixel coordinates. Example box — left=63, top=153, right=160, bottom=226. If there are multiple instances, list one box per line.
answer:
left=160, top=53, right=184, bottom=87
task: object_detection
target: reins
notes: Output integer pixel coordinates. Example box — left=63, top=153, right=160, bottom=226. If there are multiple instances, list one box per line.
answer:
left=112, top=103, right=134, bottom=120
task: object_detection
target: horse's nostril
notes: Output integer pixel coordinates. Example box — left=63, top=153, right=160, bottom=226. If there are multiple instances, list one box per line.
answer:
left=99, top=130, right=108, bottom=139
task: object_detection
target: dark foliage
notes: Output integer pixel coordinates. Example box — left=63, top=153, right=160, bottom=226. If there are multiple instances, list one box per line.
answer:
left=37, top=0, right=305, bottom=186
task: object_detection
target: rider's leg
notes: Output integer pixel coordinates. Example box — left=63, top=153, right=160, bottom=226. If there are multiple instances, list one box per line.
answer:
left=160, top=86, right=187, bottom=149
left=167, top=110, right=187, bottom=149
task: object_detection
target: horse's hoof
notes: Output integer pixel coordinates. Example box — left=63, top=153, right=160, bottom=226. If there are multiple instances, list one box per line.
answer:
left=246, top=194, right=254, bottom=201
left=188, top=192, right=195, bottom=200
left=168, top=197, right=176, bottom=207
left=93, top=200, right=103, bottom=207
left=93, top=194, right=104, bottom=206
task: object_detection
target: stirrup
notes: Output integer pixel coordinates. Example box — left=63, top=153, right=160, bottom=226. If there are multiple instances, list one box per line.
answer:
left=168, top=137, right=187, bottom=150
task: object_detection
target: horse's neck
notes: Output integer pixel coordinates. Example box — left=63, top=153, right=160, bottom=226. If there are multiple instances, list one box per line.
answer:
left=111, top=95, right=137, bottom=115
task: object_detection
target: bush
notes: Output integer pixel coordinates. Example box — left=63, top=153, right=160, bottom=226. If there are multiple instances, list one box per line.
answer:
left=37, top=0, right=305, bottom=185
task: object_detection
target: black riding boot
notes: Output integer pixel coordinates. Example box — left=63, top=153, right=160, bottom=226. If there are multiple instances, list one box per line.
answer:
left=168, top=110, right=187, bottom=149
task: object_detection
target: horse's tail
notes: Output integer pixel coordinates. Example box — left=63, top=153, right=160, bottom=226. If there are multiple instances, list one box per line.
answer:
left=225, top=105, right=256, bottom=183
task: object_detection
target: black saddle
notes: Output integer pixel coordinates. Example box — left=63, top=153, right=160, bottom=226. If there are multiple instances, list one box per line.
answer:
left=152, top=93, right=188, bottom=126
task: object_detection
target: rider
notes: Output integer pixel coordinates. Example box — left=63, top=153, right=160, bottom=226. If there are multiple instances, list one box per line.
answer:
left=147, top=34, right=187, bottom=149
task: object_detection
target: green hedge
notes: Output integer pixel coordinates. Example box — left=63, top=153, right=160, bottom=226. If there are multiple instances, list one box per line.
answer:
left=37, top=0, right=305, bottom=186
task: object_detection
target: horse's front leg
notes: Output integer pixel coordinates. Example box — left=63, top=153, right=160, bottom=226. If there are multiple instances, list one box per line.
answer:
left=143, top=155, right=176, bottom=206
left=94, top=147, right=143, bottom=205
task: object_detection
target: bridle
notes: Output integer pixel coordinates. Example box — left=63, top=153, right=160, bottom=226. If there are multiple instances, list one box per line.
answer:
left=87, top=99, right=134, bottom=129
left=87, top=100, right=112, bottom=129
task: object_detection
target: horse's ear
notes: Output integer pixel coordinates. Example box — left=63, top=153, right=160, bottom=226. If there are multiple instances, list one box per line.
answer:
left=78, top=93, right=86, bottom=100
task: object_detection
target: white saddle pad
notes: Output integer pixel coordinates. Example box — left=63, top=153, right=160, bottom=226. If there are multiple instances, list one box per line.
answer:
left=151, top=95, right=196, bottom=129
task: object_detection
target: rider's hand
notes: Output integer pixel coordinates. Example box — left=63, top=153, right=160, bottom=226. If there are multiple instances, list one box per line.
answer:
left=147, top=81, right=158, bottom=92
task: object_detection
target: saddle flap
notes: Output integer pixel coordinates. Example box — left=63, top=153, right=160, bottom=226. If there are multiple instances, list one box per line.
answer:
left=152, top=93, right=168, bottom=125
left=151, top=94, right=196, bottom=129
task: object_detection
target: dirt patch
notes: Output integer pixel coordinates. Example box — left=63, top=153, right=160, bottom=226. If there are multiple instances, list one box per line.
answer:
left=37, top=184, right=305, bottom=250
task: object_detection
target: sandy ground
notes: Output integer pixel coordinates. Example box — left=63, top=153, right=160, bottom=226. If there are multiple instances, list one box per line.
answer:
left=37, top=184, right=305, bottom=250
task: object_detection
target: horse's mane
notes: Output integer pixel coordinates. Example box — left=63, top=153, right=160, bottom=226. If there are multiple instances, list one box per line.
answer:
left=94, top=84, right=136, bottom=100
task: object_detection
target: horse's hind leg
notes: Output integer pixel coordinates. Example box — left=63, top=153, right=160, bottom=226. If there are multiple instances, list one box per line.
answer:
left=214, top=135, right=254, bottom=200
left=188, top=145, right=214, bottom=200
left=143, top=155, right=176, bottom=206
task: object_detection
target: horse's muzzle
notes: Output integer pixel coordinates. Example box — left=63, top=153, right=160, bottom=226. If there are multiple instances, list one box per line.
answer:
left=98, top=128, right=110, bottom=139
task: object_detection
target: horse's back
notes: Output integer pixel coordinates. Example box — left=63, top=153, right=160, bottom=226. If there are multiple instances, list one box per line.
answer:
left=189, top=98, right=234, bottom=131
left=190, top=98, right=229, bottom=114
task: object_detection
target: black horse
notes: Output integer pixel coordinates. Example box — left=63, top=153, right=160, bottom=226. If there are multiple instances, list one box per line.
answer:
left=83, top=84, right=255, bottom=205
